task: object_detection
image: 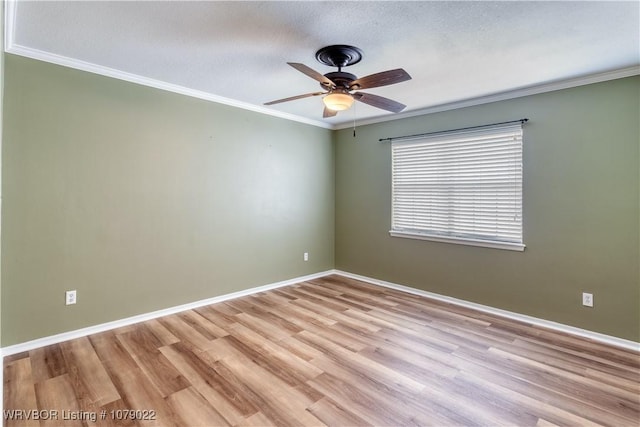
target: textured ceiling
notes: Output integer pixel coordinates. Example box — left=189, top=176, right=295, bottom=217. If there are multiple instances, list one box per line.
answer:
left=6, top=1, right=640, bottom=128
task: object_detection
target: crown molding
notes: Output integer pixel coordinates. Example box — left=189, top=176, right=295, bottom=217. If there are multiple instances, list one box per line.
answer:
left=4, top=1, right=639, bottom=131
left=3, top=0, right=15, bottom=51
left=3, top=0, right=331, bottom=129
left=5, top=44, right=334, bottom=129
left=335, top=65, right=640, bottom=130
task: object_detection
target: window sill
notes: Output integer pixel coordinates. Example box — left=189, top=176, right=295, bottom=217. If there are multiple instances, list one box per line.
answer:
left=389, top=230, right=526, bottom=252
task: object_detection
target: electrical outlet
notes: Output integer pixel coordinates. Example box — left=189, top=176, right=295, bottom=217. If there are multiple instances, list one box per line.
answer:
left=582, top=292, right=593, bottom=307
left=303, top=252, right=309, bottom=261
left=65, top=290, right=77, bottom=305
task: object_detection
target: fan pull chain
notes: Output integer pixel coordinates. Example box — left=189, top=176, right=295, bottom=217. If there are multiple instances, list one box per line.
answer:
left=353, top=101, right=357, bottom=138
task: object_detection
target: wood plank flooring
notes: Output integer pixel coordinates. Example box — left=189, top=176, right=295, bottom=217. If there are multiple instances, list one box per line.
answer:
left=4, top=275, right=639, bottom=426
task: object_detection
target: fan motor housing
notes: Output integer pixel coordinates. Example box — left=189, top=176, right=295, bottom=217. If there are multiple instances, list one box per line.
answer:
left=322, top=71, right=357, bottom=89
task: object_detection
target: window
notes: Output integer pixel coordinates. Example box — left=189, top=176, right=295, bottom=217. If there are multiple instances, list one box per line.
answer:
left=390, top=122, right=525, bottom=251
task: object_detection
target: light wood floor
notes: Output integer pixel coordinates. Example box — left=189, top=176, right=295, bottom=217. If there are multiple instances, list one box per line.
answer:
left=3, top=275, right=639, bottom=426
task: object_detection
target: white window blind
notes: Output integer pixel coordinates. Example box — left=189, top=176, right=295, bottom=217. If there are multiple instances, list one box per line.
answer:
left=390, top=122, right=524, bottom=251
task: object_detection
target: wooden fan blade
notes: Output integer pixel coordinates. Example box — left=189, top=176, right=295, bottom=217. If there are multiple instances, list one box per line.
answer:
left=323, top=107, right=338, bottom=118
left=288, top=63, right=335, bottom=88
left=349, top=69, right=411, bottom=90
left=264, top=92, right=325, bottom=105
left=353, top=92, right=407, bottom=113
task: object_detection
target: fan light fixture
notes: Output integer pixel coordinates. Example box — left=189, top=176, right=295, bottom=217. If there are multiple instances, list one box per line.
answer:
left=323, top=91, right=354, bottom=111
left=264, top=45, right=411, bottom=118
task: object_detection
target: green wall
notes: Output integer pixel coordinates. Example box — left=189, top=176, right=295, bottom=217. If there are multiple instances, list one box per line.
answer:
left=2, top=53, right=638, bottom=346
left=335, top=76, right=640, bottom=341
left=1, top=55, right=334, bottom=345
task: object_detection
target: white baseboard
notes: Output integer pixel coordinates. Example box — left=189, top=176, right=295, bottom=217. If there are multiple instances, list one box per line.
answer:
left=0, top=270, right=333, bottom=357
left=333, top=270, right=640, bottom=352
left=2, top=268, right=637, bottom=358
left=0, top=269, right=636, bottom=427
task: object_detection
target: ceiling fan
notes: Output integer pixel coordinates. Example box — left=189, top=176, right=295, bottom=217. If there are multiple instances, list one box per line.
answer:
left=264, top=45, right=411, bottom=118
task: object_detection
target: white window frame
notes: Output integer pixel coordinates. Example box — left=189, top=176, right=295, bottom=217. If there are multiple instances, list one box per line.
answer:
left=390, top=122, right=525, bottom=251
